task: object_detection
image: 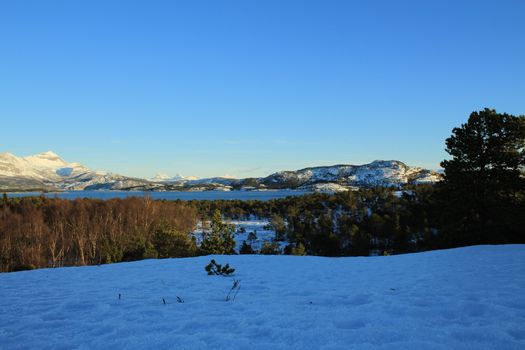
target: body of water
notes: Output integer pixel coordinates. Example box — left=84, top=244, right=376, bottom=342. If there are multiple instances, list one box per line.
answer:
left=5, top=190, right=311, bottom=201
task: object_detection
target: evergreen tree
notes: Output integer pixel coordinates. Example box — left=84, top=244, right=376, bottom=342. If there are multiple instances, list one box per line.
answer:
left=247, top=231, right=257, bottom=242
left=259, top=241, right=280, bottom=255
left=239, top=240, right=255, bottom=254
left=153, top=224, right=197, bottom=258
left=290, top=242, right=306, bottom=256
left=200, top=210, right=236, bottom=254
left=439, top=108, right=525, bottom=245
left=350, top=226, right=371, bottom=256
left=270, top=214, right=287, bottom=241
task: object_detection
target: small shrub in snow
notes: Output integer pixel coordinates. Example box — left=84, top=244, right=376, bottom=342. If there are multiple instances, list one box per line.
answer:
left=205, top=259, right=235, bottom=276
left=225, top=279, right=241, bottom=301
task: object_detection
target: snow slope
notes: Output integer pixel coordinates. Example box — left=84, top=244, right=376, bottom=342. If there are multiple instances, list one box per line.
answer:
left=0, top=151, right=88, bottom=180
left=1, top=245, right=524, bottom=349
left=0, top=151, right=152, bottom=191
left=262, top=160, right=441, bottom=189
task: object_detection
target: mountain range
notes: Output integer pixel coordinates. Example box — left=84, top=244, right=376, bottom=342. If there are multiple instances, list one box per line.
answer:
left=0, top=151, right=441, bottom=192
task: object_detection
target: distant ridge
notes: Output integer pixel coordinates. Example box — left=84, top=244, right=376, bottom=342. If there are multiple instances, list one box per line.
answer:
left=0, top=151, right=442, bottom=192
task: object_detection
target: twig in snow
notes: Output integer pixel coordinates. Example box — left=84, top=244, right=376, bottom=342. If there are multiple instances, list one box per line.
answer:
left=226, top=279, right=241, bottom=301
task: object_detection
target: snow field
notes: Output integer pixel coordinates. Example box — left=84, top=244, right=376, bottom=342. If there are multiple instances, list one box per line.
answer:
left=0, top=245, right=524, bottom=349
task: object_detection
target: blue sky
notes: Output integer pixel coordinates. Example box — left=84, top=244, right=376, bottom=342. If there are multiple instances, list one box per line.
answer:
left=1, top=0, right=524, bottom=178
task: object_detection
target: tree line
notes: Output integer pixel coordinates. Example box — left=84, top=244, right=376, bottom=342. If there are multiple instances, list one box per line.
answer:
left=0, top=196, right=198, bottom=272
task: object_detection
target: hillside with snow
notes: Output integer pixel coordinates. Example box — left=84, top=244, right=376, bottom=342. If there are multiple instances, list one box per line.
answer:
left=1, top=245, right=524, bottom=349
left=261, top=160, right=441, bottom=190
left=157, top=161, right=441, bottom=191
left=0, top=151, right=152, bottom=191
left=0, top=151, right=441, bottom=192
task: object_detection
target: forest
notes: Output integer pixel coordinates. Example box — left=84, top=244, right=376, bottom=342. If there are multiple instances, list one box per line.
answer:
left=1, top=108, right=524, bottom=272
left=0, top=196, right=198, bottom=272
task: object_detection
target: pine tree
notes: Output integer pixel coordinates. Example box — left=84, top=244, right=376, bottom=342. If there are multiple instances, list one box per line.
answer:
left=259, top=241, right=280, bottom=255
left=200, top=210, right=236, bottom=254
left=153, top=224, right=197, bottom=258
left=290, top=242, right=306, bottom=256
left=439, top=108, right=525, bottom=245
left=239, top=241, right=255, bottom=254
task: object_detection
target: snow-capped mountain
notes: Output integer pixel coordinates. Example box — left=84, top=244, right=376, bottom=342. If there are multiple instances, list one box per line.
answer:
left=158, top=161, right=441, bottom=191
left=0, top=151, right=151, bottom=191
left=0, top=151, right=441, bottom=192
left=260, top=160, right=441, bottom=190
left=150, top=173, right=199, bottom=182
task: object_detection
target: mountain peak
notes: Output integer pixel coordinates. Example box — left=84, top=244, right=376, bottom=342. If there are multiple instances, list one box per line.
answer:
left=369, top=160, right=405, bottom=166
left=23, top=151, right=68, bottom=169
left=0, top=152, right=17, bottom=159
left=152, top=172, right=170, bottom=180
left=151, top=173, right=200, bottom=182
left=36, top=151, right=61, bottom=158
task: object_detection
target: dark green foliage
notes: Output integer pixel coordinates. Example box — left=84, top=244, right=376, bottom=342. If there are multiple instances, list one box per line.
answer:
left=259, top=241, right=280, bottom=255
left=123, top=237, right=158, bottom=261
left=348, top=226, right=371, bottom=256
left=247, top=231, right=257, bottom=242
left=270, top=214, right=287, bottom=241
left=438, top=108, right=525, bottom=246
left=200, top=210, right=236, bottom=255
left=193, top=188, right=429, bottom=257
left=289, top=242, right=306, bottom=256
left=153, top=225, right=197, bottom=258
left=205, top=259, right=235, bottom=276
left=239, top=241, right=255, bottom=254
left=11, top=264, right=37, bottom=272
left=101, top=237, right=124, bottom=264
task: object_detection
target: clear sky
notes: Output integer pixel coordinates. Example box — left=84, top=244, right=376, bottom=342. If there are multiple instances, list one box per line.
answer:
left=1, top=0, right=524, bottom=179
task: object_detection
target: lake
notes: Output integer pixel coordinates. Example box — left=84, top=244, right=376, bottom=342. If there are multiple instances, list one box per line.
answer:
left=5, top=190, right=311, bottom=201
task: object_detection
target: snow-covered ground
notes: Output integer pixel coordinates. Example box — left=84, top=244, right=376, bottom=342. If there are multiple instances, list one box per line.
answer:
left=1, top=245, right=524, bottom=349
left=194, top=219, right=286, bottom=253
left=229, top=220, right=287, bottom=252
